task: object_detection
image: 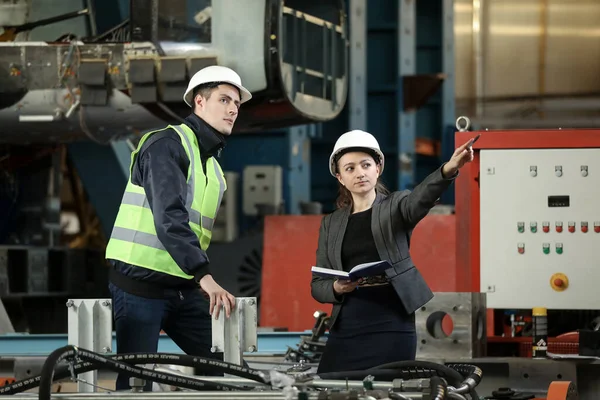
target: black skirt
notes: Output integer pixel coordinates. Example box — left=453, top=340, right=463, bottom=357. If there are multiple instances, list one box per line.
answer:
left=317, top=284, right=416, bottom=374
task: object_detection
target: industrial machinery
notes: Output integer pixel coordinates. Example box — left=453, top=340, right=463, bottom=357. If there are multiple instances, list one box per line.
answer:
left=0, top=0, right=348, bottom=333
left=0, top=0, right=348, bottom=143
left=0, top=346, right=490, bottom=400
left=454, top=117, right=600, bottom=354
left=0, top=295, right=578, bottom=400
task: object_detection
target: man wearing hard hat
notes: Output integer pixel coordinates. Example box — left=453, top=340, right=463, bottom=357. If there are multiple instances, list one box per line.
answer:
left=105, top=65, right=252, bottom=391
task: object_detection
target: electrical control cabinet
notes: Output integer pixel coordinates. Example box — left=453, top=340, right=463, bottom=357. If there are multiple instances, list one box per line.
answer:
left=213, top=172, right=239, bottom=243
left=243, top=165, right=283, bottom=216
left=480, top=149, right=600, bottom=310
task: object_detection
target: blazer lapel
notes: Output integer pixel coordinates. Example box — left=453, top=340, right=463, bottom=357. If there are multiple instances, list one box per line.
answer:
left=333, top=206, right=350, bottom=271
left=371, top=190, right=391, bottom=262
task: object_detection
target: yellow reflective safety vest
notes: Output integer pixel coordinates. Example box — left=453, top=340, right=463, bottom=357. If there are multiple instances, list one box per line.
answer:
left=105, top=123, right=226, bottom=280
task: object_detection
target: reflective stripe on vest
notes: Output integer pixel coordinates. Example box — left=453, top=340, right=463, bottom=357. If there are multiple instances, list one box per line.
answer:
left=105, top=123, right=226, bottom=279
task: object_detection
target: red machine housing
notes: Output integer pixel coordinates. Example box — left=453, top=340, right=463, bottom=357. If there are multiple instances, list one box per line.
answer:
left=260, top=214, right=457, bottom=332
left=454, top=128, right=600, bottom=349
left=454, top=128, right=600, bottom=292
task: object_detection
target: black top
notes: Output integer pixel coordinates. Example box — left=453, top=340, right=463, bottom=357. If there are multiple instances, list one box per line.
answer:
left=340, top=209, right=380, bottom=272
left=333, top=207, right=415, bottom=336
left=108, top=113, right=227, bottom=297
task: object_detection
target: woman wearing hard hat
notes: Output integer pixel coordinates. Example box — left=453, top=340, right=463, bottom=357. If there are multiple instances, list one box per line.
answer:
left=311, top=129, right=474, bottom=373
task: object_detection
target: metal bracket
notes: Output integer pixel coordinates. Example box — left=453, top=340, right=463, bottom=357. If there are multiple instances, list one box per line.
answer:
left=67, top=298, right=113, bottom=393
left=211, top=297, right=258, bottom=366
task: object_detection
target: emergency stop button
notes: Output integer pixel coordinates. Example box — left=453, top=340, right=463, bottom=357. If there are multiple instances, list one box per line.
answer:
left=554, top=279, right=563, bottom=287
left=550, top=273, right=569, bottom=292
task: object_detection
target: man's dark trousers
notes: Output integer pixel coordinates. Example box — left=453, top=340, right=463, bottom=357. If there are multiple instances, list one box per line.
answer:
left=109, top=282, right=222, bottom=391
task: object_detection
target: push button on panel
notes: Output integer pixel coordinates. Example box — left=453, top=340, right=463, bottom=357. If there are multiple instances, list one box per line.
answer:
left=581, top=165, right=588, bottom=177
left=581, top=221, right=588, bottom=233
left=595, top=222, right=600, bottom=233
left=517, top=243, right=525, bottom=254
left=530, top=222, right=537, bottom=233
left=555, top=243, right=563, bottom=255
left=542, top=243, right=550, bottom=255
left=568, top=221, right=576, bottom=233
left=542, top=221, right=550, bottom=233
left=555, top=221, right=563, bottom=233
left=517, top=222, right=525, bottom=233
left=550, top=273, right=569, bottom=292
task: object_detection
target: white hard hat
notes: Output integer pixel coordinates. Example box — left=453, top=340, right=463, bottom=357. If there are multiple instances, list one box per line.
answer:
left=329, top=130, right=385, bottom=177
left=183, top=65, right=252, bottom=107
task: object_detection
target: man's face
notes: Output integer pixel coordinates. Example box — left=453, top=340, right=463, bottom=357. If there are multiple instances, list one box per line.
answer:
left=194, top=84, right=241, bottom=135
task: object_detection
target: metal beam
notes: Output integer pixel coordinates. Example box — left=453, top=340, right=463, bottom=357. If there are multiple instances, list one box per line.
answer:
left=398, top=0, right=416, bottom=190
left=0, top=331, right=311, bottom=357
left=349, top=0, right=367, bottom=131
left=286, top=125, right=312, bottom=214
left=440, top=0, right=457, bottom=205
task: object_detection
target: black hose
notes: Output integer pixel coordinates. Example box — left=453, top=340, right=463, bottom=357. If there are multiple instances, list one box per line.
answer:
left=318, top=368, right=452, bottom=383
left=318, top=360, right=479, bottom=400
left=429, top=376, right=448, bottom=400
left=447, top=363, right=483, bottom=387
left=319, top=360, right=463, bottom=386
left=0, top=348, right=272, bottom=396
left=375, top=361, right=479, bottom=400
left=37, top=345, right=71, bottom=399
left=28, top=346, right=268, bottom=399
left=0, top=350, right=270, bottom=395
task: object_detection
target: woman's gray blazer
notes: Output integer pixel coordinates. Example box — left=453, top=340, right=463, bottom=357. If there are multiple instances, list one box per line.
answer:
left=310, top=165, right=456, bottom=327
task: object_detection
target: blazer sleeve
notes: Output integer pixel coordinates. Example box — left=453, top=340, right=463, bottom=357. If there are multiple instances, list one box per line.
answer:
left=397, top=163, right=457, bottom=229
left=310, top=215, right=344, bottom=304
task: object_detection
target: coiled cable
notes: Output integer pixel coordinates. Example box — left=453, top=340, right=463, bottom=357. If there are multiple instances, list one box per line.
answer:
left=0, top=346, right=271, bottom=397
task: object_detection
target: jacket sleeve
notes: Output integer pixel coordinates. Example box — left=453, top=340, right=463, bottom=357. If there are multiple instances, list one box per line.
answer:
left=397, top=163, right=458, bottom=229
left=310, top=215, right=344, bottom=304
left=136, top=134, right=211, bottom=281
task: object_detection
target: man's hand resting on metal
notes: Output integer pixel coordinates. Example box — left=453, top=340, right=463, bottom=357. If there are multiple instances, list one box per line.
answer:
left=199, top=275, right=236, bottom=320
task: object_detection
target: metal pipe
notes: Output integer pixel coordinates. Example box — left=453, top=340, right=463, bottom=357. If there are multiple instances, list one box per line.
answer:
left=6, top=392, right=425, bottom=399
left=151, top=374, right=398, bottom=391
left=470, top=116, right=600, bottom=129
left=472, top=0, right=484, bottom=117
left=238, top=300, right=245, bottom=364
left=537, top=0, right=549, bottom=107
left=305, top=379, right=395, bottom=391
left=18, top=115, right=57, bottom=122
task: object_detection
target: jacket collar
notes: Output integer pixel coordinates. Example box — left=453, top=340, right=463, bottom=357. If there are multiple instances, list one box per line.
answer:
left=373, top=189, right=387, bottom=205
left=340, top=189, right=387, bottom=217
left=183, top=113, right=227, bottom=158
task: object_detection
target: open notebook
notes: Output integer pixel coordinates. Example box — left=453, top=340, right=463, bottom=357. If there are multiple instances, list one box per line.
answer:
left=311, top=260, right=391, bottom=281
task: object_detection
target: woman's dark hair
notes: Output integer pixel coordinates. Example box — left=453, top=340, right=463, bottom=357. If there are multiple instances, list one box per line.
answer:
left=335, top=180, right=389, bottom=209
left=332, top=147, right=389, bottom=209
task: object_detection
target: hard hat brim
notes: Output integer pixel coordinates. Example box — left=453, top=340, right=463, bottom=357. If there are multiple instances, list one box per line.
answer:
left=329, top=146, right=385, bottom=177
left=183, top=80, right=252, bottom=107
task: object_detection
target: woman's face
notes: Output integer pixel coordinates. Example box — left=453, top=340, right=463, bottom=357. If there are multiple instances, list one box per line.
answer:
left=336, top=151, right=380, bottom=195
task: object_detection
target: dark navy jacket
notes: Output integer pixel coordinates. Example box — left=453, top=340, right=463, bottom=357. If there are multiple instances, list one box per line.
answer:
left=108, top=113, right=226, bottom=296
